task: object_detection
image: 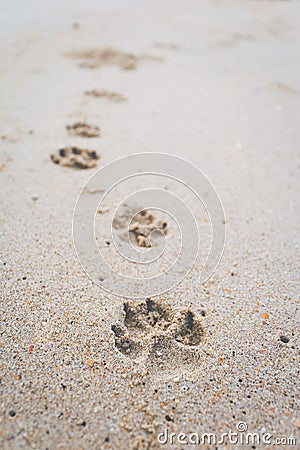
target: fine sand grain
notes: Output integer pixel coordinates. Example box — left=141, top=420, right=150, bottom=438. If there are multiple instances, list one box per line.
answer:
left=0, top=0, right=299, bottom=449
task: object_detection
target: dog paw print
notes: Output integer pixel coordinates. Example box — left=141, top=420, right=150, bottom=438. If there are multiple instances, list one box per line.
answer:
left=111, top=299, right=204, bottom=365
left=50, top=146, right=99, bottom=169
left=112, top=208, right=168, bottom=248
left=128, top=210, right=168, bottom=248
left=66, top=122, right=100, bottom=138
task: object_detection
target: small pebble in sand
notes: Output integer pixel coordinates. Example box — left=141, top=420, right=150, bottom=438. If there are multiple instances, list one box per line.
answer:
left=9, top=410, right=16, bottom=417
left=87, top=357, right=94, bottom=368
left=98, top=207, right=109, bottom=214
left=261, top=313, right=269, bottom=319
left=279, top=335, right=289, bottom=343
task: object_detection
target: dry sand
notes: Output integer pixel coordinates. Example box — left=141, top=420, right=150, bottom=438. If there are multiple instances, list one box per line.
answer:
left=0, top=0, right=300, bottom=449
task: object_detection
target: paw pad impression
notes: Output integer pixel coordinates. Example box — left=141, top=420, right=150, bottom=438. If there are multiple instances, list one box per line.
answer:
left=50, top=146, right=99, bottom=169
left=111, top=299, right=204, bottom=361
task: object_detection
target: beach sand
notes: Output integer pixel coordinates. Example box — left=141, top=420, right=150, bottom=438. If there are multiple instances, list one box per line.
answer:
left=1, top=0, right=299, bottom=448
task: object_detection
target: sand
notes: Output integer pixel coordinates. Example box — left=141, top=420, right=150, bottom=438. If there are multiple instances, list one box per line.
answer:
left=0, top=0, right=299, bottom=448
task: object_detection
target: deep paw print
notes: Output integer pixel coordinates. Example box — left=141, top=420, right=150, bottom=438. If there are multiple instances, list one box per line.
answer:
left=111, top=299, right=204, bottom=364
left=50, top=146, right=99, bottom=169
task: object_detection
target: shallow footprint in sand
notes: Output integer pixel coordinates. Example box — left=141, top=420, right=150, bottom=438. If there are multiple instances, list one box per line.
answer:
left=66, top=47, right=139, bottom=70
left=66, top=122, right=100, bottom=138
left=111, top=299, right=204, bottom=366
left=85, top=89, right=127, bottom=102
left=129, top=210, right=168, bottom=248
left=113, top=208, right=168, bottom=248
left=50, top=146, right=99, bottom=169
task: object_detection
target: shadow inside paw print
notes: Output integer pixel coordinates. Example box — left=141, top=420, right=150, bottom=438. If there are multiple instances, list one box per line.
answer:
left=111, top=299, right=204, bottom=365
